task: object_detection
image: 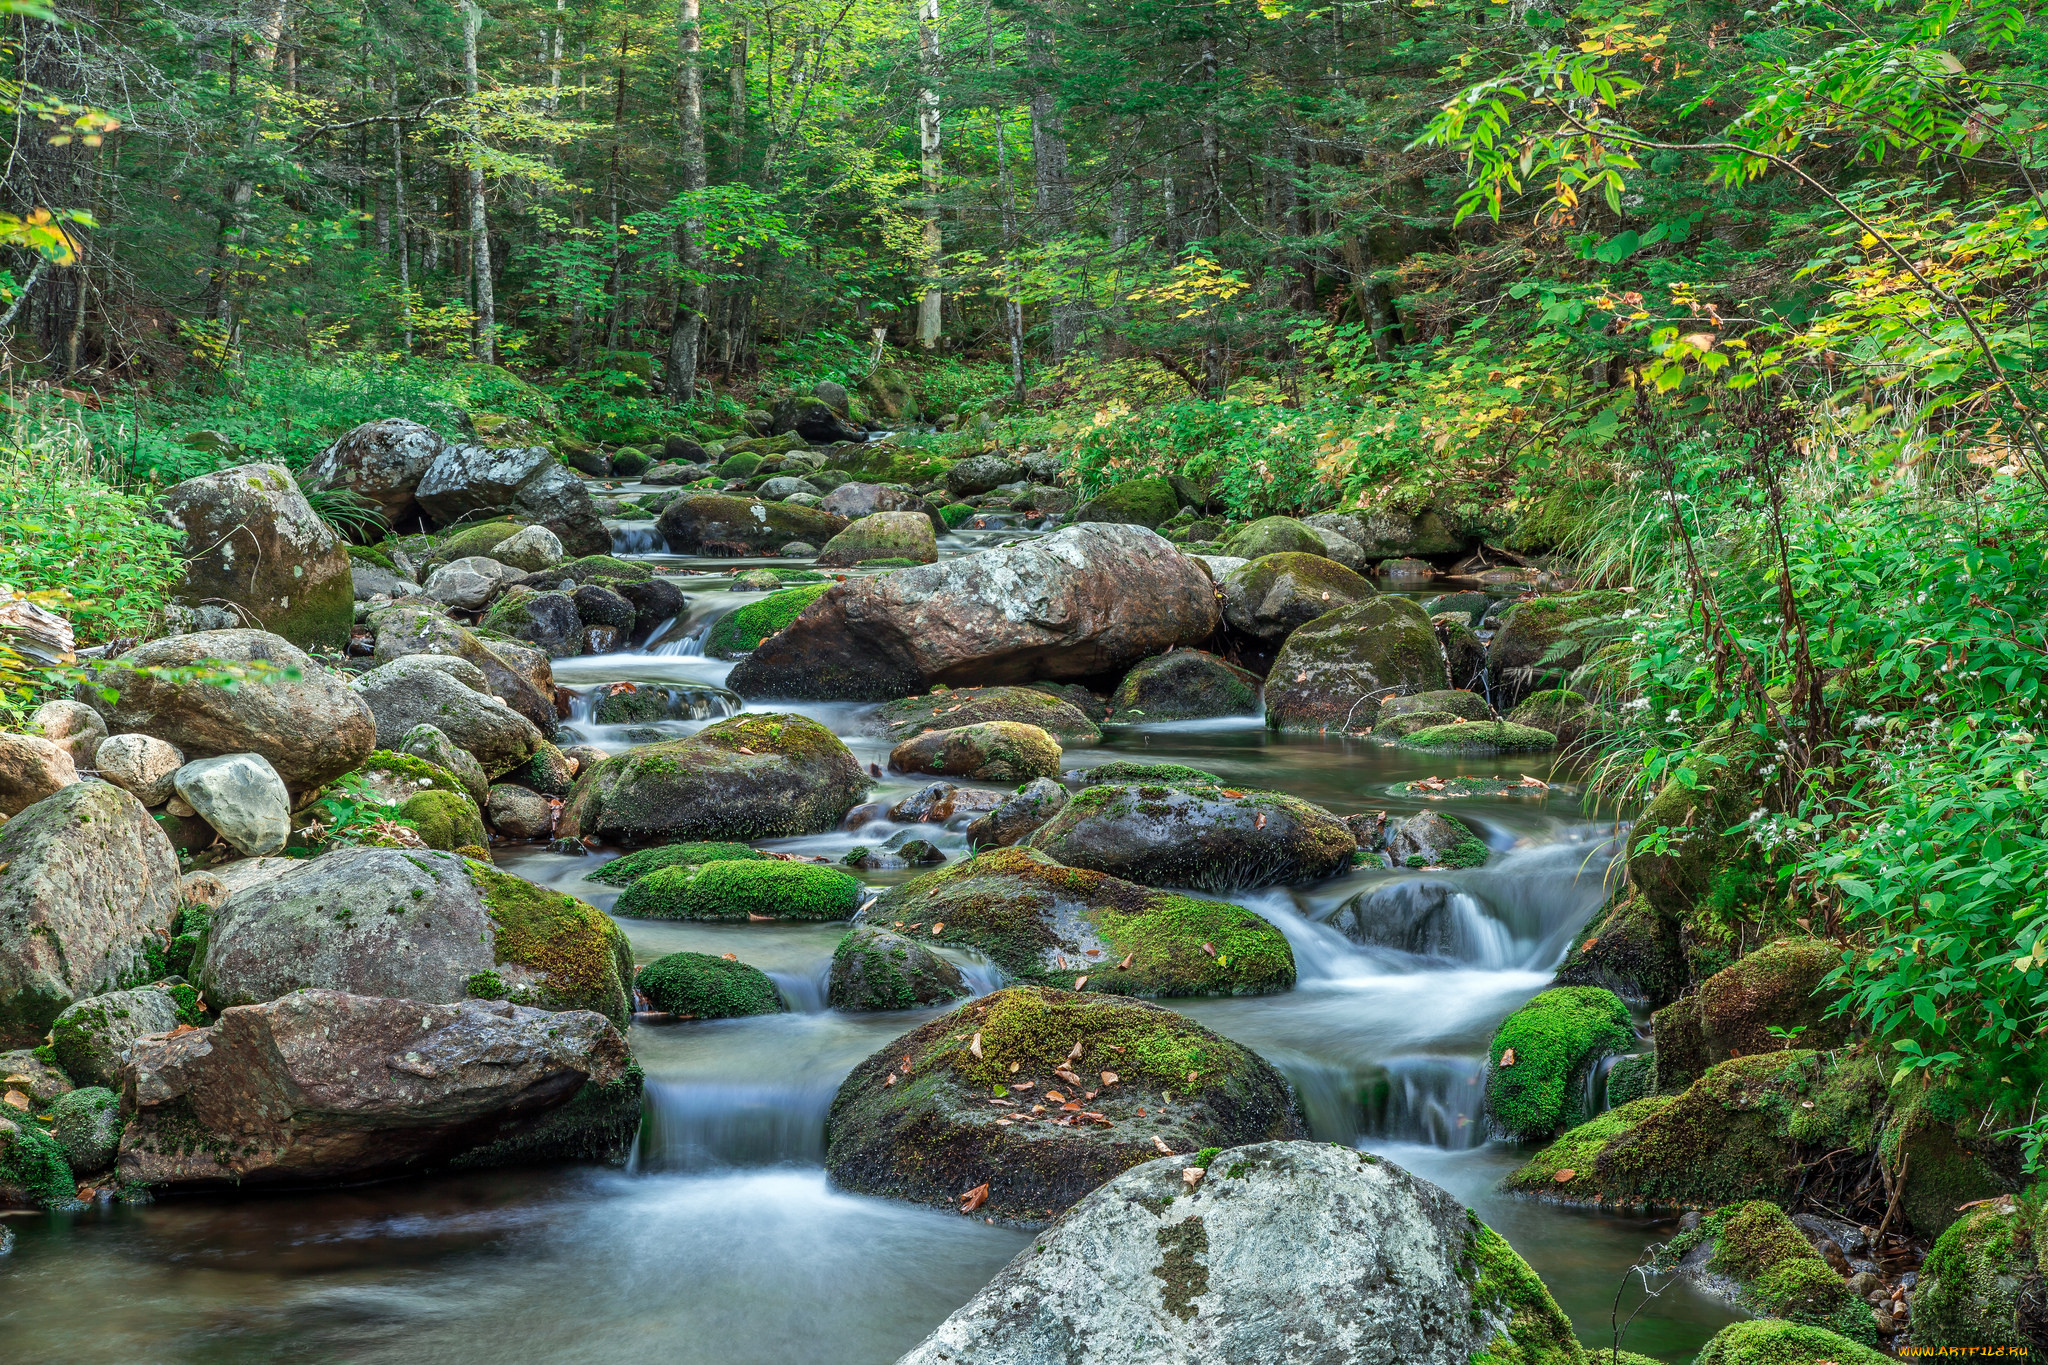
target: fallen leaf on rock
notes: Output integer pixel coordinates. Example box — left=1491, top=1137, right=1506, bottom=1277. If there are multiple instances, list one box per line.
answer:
left=1074, top=975, right=1088, bottom=989
left=1009, top=1061, right=1020, bottom=1073
left=1045, top=1090, right=1066, bottom=1104
left=168, top=1024, right=199, bottom=1037
left=1116, top=953, right=1133, bottom=970
left=1255, top=813, right=1266, bottom=830
left=1554, top=1169, right=1577, bottom=1183
left=1499, top=1048, right=1516, bottom=1067
left=969, top=1032, right=983, bottom=1058
left=1084, top=948, right=1101, bottom=956
left=1152, top=1136, right=1175, bottom=1155
left=1, top=1090, right=27, bottom=1111
left=1221, top=789, right=1244, bottom=798
left=722, top=953, right=738, bottom=961
left=1101, top=1071, right=1119, bottom=1085
left=1186, top=1070, right=1198, bottom=1084
left=960, top=1183, right=990, bottom=1213
left=885, top=1073, right=896, bottom=1087
left=932, top=922, right=945, bottom=934
left=1061, top=1102, right=1082, bottom=1112
left=1010, top=1081, right=1033, bottom=1091
left=1201, top=942, right=1217, bottom=957
left=1579, top=937, right=1598, bottom=954
left=1069, top=1040, right=1084, bottom=1059
left=1182, top=1166, right=1206, bottom=1186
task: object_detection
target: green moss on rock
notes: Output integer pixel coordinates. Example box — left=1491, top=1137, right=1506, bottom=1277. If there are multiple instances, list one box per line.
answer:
left=1025, top=781, right=1354, bottom=892
left=398, top=789, right=489, bottom=851
left=614, top=859, right=862, bottom=921
left=590, top=841, right=764, bottom=886
left=1105, top=650, right=1260, bottom=724
left=0, top=1114, right=75, bottom=1209
left=1070, top=477, right=1179, bottom=529
left=1486, top=987, right=1636, bottom=1141
left=1071, top=761, right=1222, bottom=786
left=1913, top=1196, right=2048, bottom=1348
left=1693, top=1319, right=1888, bottom=1365
left=1664, top=1201, right=1875, bottom=1343
left=1465, top=1220, right=1590, bottom=1365
left=828, top=925, right=970, bottom=1011
left=463, top=859, right=634, bottom=1025
left=636, top=951, right=786, bottom=1019
left=1400, top=720, right=1557, bottom=754
left=1554, top=890, right=1688, bottom=1008
left=705, top=582, right=837, bottom=658
left=877, top=685, right=1103, bottom=744
left=938, top=503, right=975, bottom=528
left=889, top=720, right=1064, bottom=783
left=47, top=1085, right=121, bottom=1173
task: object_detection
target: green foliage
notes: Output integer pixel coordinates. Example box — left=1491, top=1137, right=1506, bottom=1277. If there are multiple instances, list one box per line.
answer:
left=635, top=951, right=785, bottom=1020
left=1486, top=987, right=1636, bottom=1141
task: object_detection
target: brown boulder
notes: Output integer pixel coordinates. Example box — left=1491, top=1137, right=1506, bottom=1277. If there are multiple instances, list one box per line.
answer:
left=0, top=732, right=78, bottom=816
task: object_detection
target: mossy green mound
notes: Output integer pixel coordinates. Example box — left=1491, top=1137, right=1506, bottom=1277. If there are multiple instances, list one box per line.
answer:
left=636, top=951, right=785, bottom=1019
left=705, top=582, right=836, bottom=659
left=1220, top=516, right=1326, bottom=560
left=1401, top=720, right=1556, bottom=753
left=1373, top=709, right=1464, bottom=739
left=1651, top=938, right=1851, bottom=1092
left=1069, top=760, right=1222, bottom=787
left=1486, top=986, right=1635, bottom=1141
left=827, top=925, right=970, bottom=1011
left=1693, top=1319, right=1888, bottom=1365
left=590, top=841, right=764, bottom=886
left=432, top=518, right=528, bottom=564
left=1487, top=591, right=1629, bottom=704
left=1026, top=781, right=1355, bottom=892
left=717, top=452, right=764, bottom=479
left=1508, top=688, right=1599, bottom=747
left=867, top=847, right=1294, bottom=998
left=889, top=720, right=1064, bottom=783
left=503, top=741, right=579, bottom=797
left=1382, top=688, right=1492, bottom=722
left=877, top=685, right=1103, bottom=744
left=0, top=1113, right=75, bottom=1209
left=398, top=789, right=488, bottom=850
left=1263, top=596, right=1449, bottom=732
left=463, top=858, right=636, bottom=1024
left=1554, top=890, right=1688, bottom=1009
left=47, top=1085, right=121, bottom=1172
left=1466, top=1219, right=1603, bottom=1365
left=1104, top=649, right=1260, bottom=724
left=1220, top=552, right=1378, bottom=645
left=560, top=712, right=869, bottom=846
left=354, top=748, right=470, bottom=804
left=558, top=554, right=655, bottom=583
left=615, top=859, right=863, bottom=921
left=823, top=986, right=1305, bottom=1222
left=1662, top=1201, right=1877, bottom=1344
left=1913, top=1196, right=2048, bottom=1347
left=938, top=502, right=975, bottom=528
left=1070, top=477, right=1179, bottom=529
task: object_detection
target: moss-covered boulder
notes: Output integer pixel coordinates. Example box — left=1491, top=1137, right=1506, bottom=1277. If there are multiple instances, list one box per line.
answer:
left=1263, top=597, right=1449, bottom=732
left=197, top=847, right=634, bottom=1025
left=615, top=859, right=863, bottom=921
left=1070, top=477, right=1179, bottom=529
left=964, top=777, right=1070, bottom=851
left=1220, top=516, right=1329, bottom=561
left=868, top=847, right=1294, bottom=998
left=890, top=721, right=1063, bottom=783
left=1487, top=591, right=1629, bottom=705
left=1912, top=1196, right=2048, bottom=1349
left=704, top=582, right=836, bottom=659
left=47, top=1085, right=121, bottom=1173
left=559, top=712, right=869, bottom=846
left=1505, top=1050, right=1886, bottom=1211
left=636, top=951, right=786, bottom=1019
left=1105, top=649, right=1261, bottom=724
left=502, top=740, right=578, bottom=797
left=158, top=462, right=356, bottom=650
left=1554, top=890, right=1688, bottom=1008
left=656, top=493, right=848, bottom=554
left=590, top=841, right=763, bottom=886
left=1383, top=689, right=1492, bottom=723
left=1664, top=1201, right=1878, bottom=1344
left=1220, top=553, right=1377, bottom=646
left=1651, top=939, right=1850, bottom=1091
left=1382, top=810, right=1491, bottom=869
left=1401, top=720, right=1556, bottom=754
left=431, top=517, right=531, bottom=565
left=398, top=788, right=489, bottom=850
left=824, top=986, right=1305, bottom=1221
left=1069, top=760, right=1222, bottom=786
left=1486, top=987, right=1636, bottom=1141
left=876, top=685, right=1103, bottom=745
left=0, top=1112, right=75, bottom=1209
left=394, top=729, right=492, bottom=805
left=1694, top=1320, right=1888, bottom=1365
left=816, top=511, right=938, bottom=567
left=1509, top=688, right=1601, bottom=749
left=49, top=986, right=186, bottom=1088
left=1026, top=782, right=1354, bottom=892
left=1625, top=727, right=1771, bottom=923
left=1372, top=708, right=1463, bottom=739
left=828, top=925, right=970, bottom=1011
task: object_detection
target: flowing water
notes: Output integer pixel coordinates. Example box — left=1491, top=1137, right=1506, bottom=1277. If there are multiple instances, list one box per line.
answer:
left=0, top=508, right=1744, bottom=1363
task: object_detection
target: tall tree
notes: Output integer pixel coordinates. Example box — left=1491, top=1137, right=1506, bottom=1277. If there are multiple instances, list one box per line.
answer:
left=664, top=0, right=706, bottom=399
left=462, top=0, right=496, bottom=364
left=915, top=0, right=942, bottom=349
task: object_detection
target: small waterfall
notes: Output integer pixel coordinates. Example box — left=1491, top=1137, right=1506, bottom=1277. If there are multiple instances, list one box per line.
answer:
left=611, top=521, right=664, bottom=556
left=769, top=965, right=831, bottom=1014
left=1322, top=879, right=1520, bottom=969
left=651, top=619, right=714, bottom=657
left=1358, top=1056, right=1490, bottom=1150
left=636, top=1077, right=839, bottom=1171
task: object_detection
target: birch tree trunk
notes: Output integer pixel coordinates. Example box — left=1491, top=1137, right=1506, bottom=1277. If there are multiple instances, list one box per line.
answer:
left=463, top=0, right=496, bottom=364
left=663, top=0, right=706, bottom=401
left=914, top=0, right=942, bottom=349
left=1025, top=19, right=1075, bottom=354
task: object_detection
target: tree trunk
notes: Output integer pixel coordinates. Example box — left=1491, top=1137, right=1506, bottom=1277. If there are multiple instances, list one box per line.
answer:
left=1200, top=33, right=1221, bottom=238
left=463, top=0, right=496, bottom=364
left=204, top=0, right=289, bottom=325
left=1025, top=21, right=1075, bottom=354
left=914, top=0, right=943, bottom=349
left=663, top=0, right=707, bottom=401
left=393, top=74, right=414, bottom=352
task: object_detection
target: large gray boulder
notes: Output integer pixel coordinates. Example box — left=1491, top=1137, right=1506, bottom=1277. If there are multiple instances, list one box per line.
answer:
left=415, top=445, right=607, bottom=556
left=49, top=986, right=185, bottom=1088
left=156, top=462, right=355, bottom=650
left=944, top=454, right=1022, bottom=498
left=300, top=417, right=447, bottom=525
left=423, top=555, right=523, bottom=610
left=368, top=604, right=557, bottom=737
left=197, top=846, right=633, bottom=1024
left=93, top=732, right=183, bottom=806
left=353, top=655, right=544, bottom=777
left=816, top=511, right=938, bottom=568
left=1026, top=782, right=1356, bottom=892
left=728, top=525, right=1220, bottom=701
left=1220, top=553, right=1377, bottom=646
left=173, top=752, right=292, bottom=856
left=118, top=989, right=639, bottom=1189
left=1261, top=598, right=1450, bottom=733
left=1305, top=508, right=1468, bottom=558
left=559, top=712, right=868, bottom=846
left=100, top=630, right=377, bottom=794
left=895, top=1141, right=1575, bottom=1365
left=655, top=493, right=849, bottom=554
left=0, top=731, right=78, bottom=816
left=0, top=782, right=181, bottom=1045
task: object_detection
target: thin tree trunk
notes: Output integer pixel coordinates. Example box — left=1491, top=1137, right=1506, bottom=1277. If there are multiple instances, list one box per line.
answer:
left=394, top=100, right=414, bottom=352
left=989, top=19, right=1024, bottom=401
left=664, top=0, right=707, bottom=400
left=1025, top=20, right=1074, bottom=354
left=463, top=0, right=495, bottom=364
left=604, top=24, right=629, bottom=352
left=914, top=0, right=943, bottom=349
left=1200, top=34, right=1221, bottom=238
left=205, top=0, right=289, bottom=325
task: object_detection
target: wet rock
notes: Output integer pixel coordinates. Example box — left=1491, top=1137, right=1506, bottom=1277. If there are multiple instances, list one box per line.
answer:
left=890, top=721, right=1063, bottom=783
left=1261, top=597, right=1449, bottom=733
left=1070, top=477, right=1179, bottom=529
left=615, top=577, right=686, bottom=642
left=48, top=1086, right=120, bottom=1173
left=173, top=752, right=292, bottom=856
left=899, top=838, right=945, bottom=864
left=637, top=951, right=785, bottom=1019
left=157, top=462, right=355, bottom=650
left=490, top=524, right=564, bottom=572
left=728, top=524, right=1219, bottom=701
left=875, top=685, right=1102, bottom=745
left=1398, top=720, right=1556, bottom=754
left=424, top=555, right=522, bottom=610
left=781, top=541, right=818, bottom=557
left=1371, top=708, right=1462, bottom=739
left=1065, top=760, right=1222, bottom=787
left=397, top=724, right=491, bottom=805
left=352, top=560, right=419, bottom=601
left=896, top=1139, right=1576, bottom=1365
left=570, top=585, right=636, bottom=635
left=49, top=986, right=187, bottom=1088
left=118, top=989, right=637, bottom=1189
left=827, top=925, right=967, bottom=1011
left=301, top=417, right=448, bottom=525
left=1381, top=689, right=1491, bottom=723
left=868, top=847, right=1293, bottom=997
left=1105, top=650, right=1260, bottom=724
left=642, top=460, right=707, bottom=485
left=816, top=510, right=938, bottom=567
left=758, top=475, right=819, bottom=500
left=0, top=732, right=78, bottom=815
left=772, top=392, right=863, bottom=444
left=615, top=858, right=862, bottom=921
left=102, top=630, right=377, bottom=794
left=0, top=781, right=181, bottom=1045
left=354, top=654, right=544, bottom=777
left=92, top=732, right=183, bottom=806
left=1487, top=591, right=1629, bottom=705
left=1026, top=781, right=1354, bottom=892
left=1913, top=1197, right=2048, bottom=1349
left=1485, top=986, right=1635, bottom=1141
left=943, top=455, right=1023, bottom=498
left=29, top=700, right=105, bottom=768
left=1663, top=1201, right=1876, bottom=1344
left=1382, top=811, right=1489, bottom=868
left=416, top=444, right=608, bottom=557
left=559, top=712, right=869, bottom=846
left=0, top=1048, right=75, bottom=1106
left=479, top=587, right=584, bottom=658
left=1304, top=508, right=1466, bottom=558
left=819, top=481, right=921, bottom=521
left=825, top=987, right=1304, bottom=1223
left=888, top=782, right=1002, bottom=826
left=197, top=847, right=632, bottom=1024
left=656, top=493, right=849, bottom=554
left=1221, top=553, right=1380, bottom=646
left=1219, top=516, right=1332, bottom=561
left=966, top=777, right=1069, bottom=850
left=487, top=783, right=555, bottom=840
